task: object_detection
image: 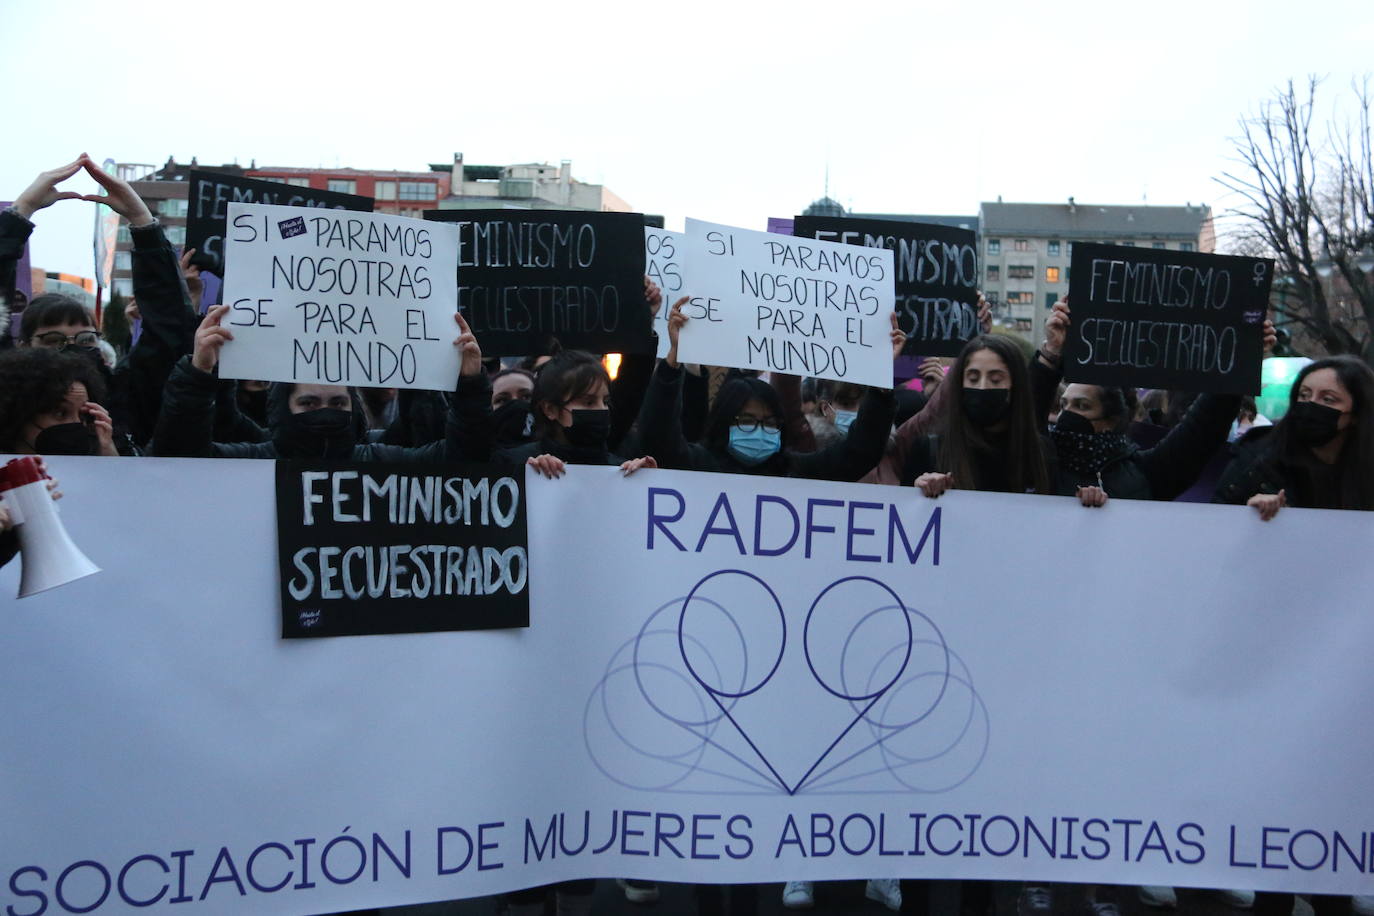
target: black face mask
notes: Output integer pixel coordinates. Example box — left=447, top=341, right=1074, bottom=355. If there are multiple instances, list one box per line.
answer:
left=962, top=388, right=1011, bottom=428
left=274, top=408, right=356, bottom=459
left=563, top=409, right=611, bottom=451
left=493, top=399, right=535, bottom=446
left=33, top=422, right=97, bottom=456
left=1053, top=409, right=1097, bottom=437
left=1287, top=400, right=1345, bottom=446
left=1051, top=409, right=1128, bottom=478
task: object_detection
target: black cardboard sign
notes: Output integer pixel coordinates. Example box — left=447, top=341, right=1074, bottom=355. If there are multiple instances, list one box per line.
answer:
left=424, top=209, right=651, bottom=356
left=275, top=461, right=529, bottom=638
left=188, top=171, right=373, bottom=275
left=792, top=216, right=979, bottom=357
left=1065, top=243, right=1273, bottom=394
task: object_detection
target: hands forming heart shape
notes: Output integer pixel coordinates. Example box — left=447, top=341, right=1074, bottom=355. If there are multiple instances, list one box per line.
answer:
left=13, top=154, right=154, bottom=227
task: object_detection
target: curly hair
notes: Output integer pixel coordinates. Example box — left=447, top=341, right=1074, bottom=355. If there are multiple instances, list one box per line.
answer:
left=0, top=347, right=106, bottom=451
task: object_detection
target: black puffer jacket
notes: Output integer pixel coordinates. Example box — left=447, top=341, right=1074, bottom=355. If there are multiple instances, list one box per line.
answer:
left=634, top=361, right=895, bottom=479
left=152, top=356, right=492, bottom=461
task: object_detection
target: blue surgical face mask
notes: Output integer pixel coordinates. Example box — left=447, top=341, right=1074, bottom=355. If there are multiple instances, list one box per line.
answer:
left=727, top=425, right=782, bottom=466
left=833, top=409, right=858, bottom=434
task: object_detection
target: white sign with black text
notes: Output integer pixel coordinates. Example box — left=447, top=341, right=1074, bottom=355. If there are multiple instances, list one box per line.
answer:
left=220, top=203, right=461, bottom=391
left=678, top=219, right=895, bottom=387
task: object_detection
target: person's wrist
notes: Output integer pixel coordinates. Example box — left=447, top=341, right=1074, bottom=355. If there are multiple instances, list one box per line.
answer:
left=11, top=199, right=36, bottom=220
left=126, top=207, right=155, bottom=228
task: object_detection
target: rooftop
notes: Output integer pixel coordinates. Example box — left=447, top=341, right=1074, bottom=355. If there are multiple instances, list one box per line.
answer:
left=848, top=212, right=980, bottom=233
left=980, top=200, right=1210, bottom=238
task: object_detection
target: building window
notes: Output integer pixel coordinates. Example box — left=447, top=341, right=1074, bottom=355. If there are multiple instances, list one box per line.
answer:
left=375, top=181, right=397, bottom=201
left=986, top=266, right=1000, bottom=282
left=1180, top=242, right=1195, bottom=251
left=987, top=239, right=1001, bottom=255
left=1048, top=240, right=1061, bottom=256
left=1008, top=265, right=1034, bottom=280
left=1153, top=241, right=1166, bottom=249
left=113, top=278, right=134, bottom=297
left=1121, top=241, right=1135, bottom=247
left=1045, top=267, right=1061, bottom=283
left=117, top=225, right=131, bottom=244
left=327, top=179, right=357, bottom=194
left=165, top=226, right=186, bottom=245
left=287, top=178, right=310, bottom=187
left=157, top=198, right=188, bottom=218
left=1006, top=291, right=1035, bottom=305
left=1013, top=239, right=1030, bottom=251
left=399, top=182, right=436, bottom=201
left=115, top=251, right=132, bottom=271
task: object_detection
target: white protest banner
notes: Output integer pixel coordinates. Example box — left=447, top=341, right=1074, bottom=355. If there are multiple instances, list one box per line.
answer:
left=644, top=226, right=683, bottom=359
left=220, top=203, right=461, bottom=390
left=677, top=218, right=895, bottom=388
left=3, top=458, right=1374, bottom=916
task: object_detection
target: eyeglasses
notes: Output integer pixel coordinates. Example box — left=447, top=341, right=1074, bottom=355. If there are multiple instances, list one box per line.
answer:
left=733, top=415, right=780, bottom=433
left=31, top=330, right=102, bottom=349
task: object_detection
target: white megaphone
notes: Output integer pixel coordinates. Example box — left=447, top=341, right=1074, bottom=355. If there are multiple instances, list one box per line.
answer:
left=1, top=456, right=101, bottom=598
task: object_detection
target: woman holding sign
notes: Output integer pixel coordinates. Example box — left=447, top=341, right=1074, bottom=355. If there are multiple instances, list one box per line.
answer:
left=152, top=307, right=493, bottom=461
left=1213, top=354, right=1374, bottom=519
left=634, top=299, right=900, bottom=481
left=1031, top=300, right=1276, bottom=506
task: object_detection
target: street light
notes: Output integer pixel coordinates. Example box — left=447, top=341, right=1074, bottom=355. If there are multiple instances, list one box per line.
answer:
left=1355, top=246, right=1374, bottom=273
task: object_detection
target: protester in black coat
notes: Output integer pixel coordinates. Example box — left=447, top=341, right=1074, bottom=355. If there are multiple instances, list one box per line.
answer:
left=634, top=299, right=899, bottom=480
left=901, top=333, right=1052, bottom=498
left=152, top=306, right=491, bottom=462
left=4, top=156, right=199, bottom=453
left=1213, top=355, right=1374, bottom=518
left=493, top=349, right=657, bottom=480
left=1030, top=300, right=1272, bottom=505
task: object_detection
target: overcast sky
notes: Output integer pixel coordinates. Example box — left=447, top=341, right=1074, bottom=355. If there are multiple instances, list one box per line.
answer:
left=3, top=0, right=1371, bottom=279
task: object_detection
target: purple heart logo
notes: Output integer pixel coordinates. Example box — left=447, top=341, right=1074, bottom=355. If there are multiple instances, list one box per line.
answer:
left=585, top=571, right=989, bottom=795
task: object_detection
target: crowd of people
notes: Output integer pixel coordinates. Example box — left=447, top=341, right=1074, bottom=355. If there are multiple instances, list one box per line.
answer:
left=3, top=159, right=1372, bottom=916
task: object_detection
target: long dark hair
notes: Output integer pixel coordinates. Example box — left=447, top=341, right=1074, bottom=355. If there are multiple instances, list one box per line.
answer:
left=530, top=350, right=609, bottom=438
left=703, top=377, right=789, bottom=470
left=938, top=334, right=1049, bottom=494
left=1270, top=355, right=1374, bottom=510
